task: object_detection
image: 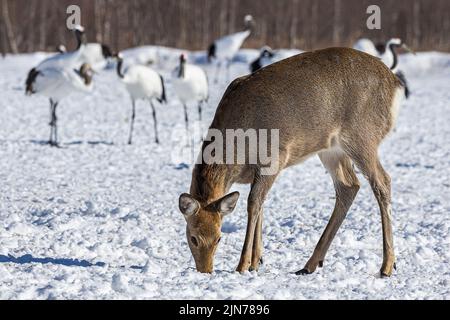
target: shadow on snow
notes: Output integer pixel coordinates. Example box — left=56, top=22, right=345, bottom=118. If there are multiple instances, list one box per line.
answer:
left=0, top=254, right=146, bottom=270
left=0, top=254, right=106, bottom=267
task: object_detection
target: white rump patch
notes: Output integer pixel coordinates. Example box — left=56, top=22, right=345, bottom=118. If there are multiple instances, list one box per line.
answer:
left=390, top=88, right=405, bottom=128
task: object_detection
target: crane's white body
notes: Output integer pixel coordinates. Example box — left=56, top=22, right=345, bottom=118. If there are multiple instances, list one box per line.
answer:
left=116, top=57, right=165, bottom=144
left=172, top=64, right=208, bottom=104
left=381, top=51, right=395, bottom=71
left=36, top=46, right=85, bottom=70
left=121, top=65, right=164, bottom=101
left=38, top=26, right=87, bottom=70
left=353, top=38, right=403, bottom=71
left=172, top=56, right=209, bottom=141
left=379, top=39, right=403, bottom=72
left=255, top=48, right=303, bottom=70
left=121, top=46, right=160, bottom=67
left=213, top=30, right=251, bottom=62
left=208, top=15, right=254, bottom=83
left=26, top=62, right=94, bottom=146
left=78, top=43, right=109, bottom=71
left=353, top=38, right=378, bottom=56
left=32, top=66, right=93, bottom=102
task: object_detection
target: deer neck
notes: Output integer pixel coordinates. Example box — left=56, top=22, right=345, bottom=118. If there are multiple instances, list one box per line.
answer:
left=190, top=163, right=230, bottom=205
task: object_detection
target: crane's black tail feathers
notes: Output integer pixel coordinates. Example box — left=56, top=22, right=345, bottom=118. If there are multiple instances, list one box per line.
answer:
left=25, top=68, right=40, bottom=95
left=207, top=43, right=216, bottom=63
left=158, top=74, right=167, bottom=104
left=395, top=71, right=410, bottom=99
left=101, top=44, right=113, bottom=59
left=250, top=58, right=262, bottom=73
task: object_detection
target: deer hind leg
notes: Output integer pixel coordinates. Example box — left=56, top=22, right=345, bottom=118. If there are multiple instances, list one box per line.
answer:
left=297, top=149, right=360, bottom=275
left=237, top=172, right=278, bottom=273
left=343, top=141, right=396, bottom=277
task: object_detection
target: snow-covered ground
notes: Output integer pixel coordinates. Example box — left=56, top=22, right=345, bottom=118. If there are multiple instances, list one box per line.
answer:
left=0, top=48, right=449, bottom=299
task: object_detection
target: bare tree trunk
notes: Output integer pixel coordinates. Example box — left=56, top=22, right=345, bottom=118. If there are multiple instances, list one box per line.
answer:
left=311, top=0, right=319, bottom=50
left=0, top=0, right=449, bottom=54
left=289, top=0, right=299, bottom=48
left=38, top=0, right=48, bottom=51
left=332, top=0, right=342, bottom=46
left=27, top=0, right=38, bottom=52
left=412, top=0, right=421, bottom=49
left=1, top=0, right=18, bottom=53
left=0, top=22, right=6, bottom=56
left=94, top=0, right=104, bottom=43
left=203, top=0, right=211, bottom=48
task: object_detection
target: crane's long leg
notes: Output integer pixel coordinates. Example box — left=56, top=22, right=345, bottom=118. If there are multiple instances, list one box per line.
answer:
left=128, top=99, right=136, bottom=145
left=198, top=101, right=204, bottom=142
left=183, top=103, right=192, bottom=148
left=52, top=102, right=59, bottom=146
left=183, top=103, right=189, bottom=134
left=214, top=62, right=221, bottom=84
left=226, top=60, right=231, bottom=83
left=150, top=101, right=159, bottom=144
left=197, top=101, right=202, bottom=123
left=48, top=99, right=54, bottom=145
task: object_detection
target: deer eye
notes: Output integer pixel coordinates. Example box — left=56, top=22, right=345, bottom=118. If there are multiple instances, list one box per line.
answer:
left=190, top=236, right=198, bottom=247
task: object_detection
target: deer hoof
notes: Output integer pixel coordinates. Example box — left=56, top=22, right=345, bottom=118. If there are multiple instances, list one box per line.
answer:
left=318, top=261, right=324, bottom=268
left=380, top=260, right=396, bottom=277
left=380, top=267, right=395, bottom=278
left=295, top=268, right=313, bottom=276
left=249, top=258, right=264, bottom=272
left=236, top=261, right=251, bottom=273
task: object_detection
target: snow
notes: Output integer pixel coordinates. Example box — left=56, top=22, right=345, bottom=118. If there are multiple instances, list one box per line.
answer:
left=1, top=48, right=450, bottom=299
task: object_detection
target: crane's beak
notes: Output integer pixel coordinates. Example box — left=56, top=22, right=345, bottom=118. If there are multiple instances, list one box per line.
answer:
left=401, top=44, right=417, bottom=55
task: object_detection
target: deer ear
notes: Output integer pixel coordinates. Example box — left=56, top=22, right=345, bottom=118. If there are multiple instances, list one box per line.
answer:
left=215, top=192, right=240, bottom=217
left=179, top=194, right=200, bottom=217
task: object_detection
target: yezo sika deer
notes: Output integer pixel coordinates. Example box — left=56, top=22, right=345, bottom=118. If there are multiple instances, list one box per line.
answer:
left=178, top=48, right=406, bottom=277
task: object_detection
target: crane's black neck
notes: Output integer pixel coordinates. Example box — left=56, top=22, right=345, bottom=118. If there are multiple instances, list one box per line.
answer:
left=389, top=43, right=398, bottom=70
left=101, top=44, right=113, bottom=59
left=116, top=59, right=124, bottom=78
left=75, top=31, right=87, bottom=50
left=244, top=20, right=254, bottom=33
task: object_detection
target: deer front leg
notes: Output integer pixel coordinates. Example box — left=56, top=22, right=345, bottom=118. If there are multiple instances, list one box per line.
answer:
left=250, top=212, right=263, bottom=271
left=237, top=174, right=276, bottom=273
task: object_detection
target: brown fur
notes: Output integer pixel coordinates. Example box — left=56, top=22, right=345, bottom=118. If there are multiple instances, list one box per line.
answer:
left=179, top=47, right=403, bottom=276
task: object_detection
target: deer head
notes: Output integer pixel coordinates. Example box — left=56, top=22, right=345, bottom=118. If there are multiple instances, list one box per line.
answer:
left=179, top=192, right=240, bottom=273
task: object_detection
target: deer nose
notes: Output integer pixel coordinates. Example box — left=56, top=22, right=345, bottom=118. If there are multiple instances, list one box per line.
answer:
left=195, top=260, right=214, bottom=273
